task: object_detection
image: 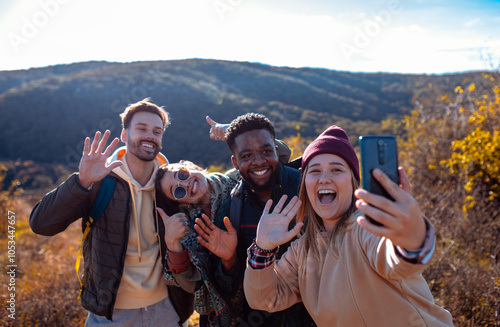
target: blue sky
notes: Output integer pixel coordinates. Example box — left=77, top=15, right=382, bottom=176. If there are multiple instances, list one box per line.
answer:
left=0, top=0, right=499, bottom=74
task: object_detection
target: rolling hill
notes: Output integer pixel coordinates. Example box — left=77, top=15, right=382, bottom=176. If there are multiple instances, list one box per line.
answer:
left=0, top=59, right=479, bottom=173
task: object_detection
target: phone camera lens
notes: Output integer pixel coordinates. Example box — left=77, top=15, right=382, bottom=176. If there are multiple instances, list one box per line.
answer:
left=377, top=140, right=384, bottom=146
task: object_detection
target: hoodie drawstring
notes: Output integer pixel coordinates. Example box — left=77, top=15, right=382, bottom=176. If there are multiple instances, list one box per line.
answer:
left=127, top=180, right=142, bottom=262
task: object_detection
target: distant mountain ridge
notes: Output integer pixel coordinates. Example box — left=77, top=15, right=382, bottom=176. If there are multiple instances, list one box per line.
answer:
left=0, top=59, right=480, bottom=169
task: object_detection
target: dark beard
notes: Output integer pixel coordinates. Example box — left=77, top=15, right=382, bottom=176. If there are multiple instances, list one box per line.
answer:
left=128, top=138, right=160, bottom=162
left=135, top=151, right=158, bottom=162
left=244, top=169, right=278, bottom=193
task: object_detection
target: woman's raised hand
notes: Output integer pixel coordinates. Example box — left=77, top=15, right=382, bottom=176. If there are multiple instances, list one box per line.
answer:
left=157, top=208, right=189, bottom=253
left=195, top=214, right=237, bottom=262
left=255, top=195, right=303, bottom=251
left=206, top=116, right=230, bottom=141
left=354, top=167, right=427, bottom=251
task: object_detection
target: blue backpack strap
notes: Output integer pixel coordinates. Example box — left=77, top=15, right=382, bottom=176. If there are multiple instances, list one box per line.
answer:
left=76, top=175, right=115, bottom=300
left=88, top=175, right=116, bottom=226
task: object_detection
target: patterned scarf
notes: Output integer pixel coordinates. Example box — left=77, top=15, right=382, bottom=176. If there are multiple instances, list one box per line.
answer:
left=164, top=171, right=243, bottom=327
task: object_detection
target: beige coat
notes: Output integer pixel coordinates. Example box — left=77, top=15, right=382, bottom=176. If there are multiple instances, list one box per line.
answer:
left=244, top=221, right=454, bottom=327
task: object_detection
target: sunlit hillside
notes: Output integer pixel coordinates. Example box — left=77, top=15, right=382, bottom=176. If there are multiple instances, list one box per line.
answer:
left=0, top=63, right=498, bottom=327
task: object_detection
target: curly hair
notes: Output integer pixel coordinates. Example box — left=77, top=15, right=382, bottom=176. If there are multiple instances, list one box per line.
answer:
left=225, top=113, right=276, bottom=154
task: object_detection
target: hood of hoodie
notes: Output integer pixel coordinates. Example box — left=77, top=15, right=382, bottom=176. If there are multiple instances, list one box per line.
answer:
left=107, top=146, right=168, bottom=186
left=106, top=146, right=168, bottom=260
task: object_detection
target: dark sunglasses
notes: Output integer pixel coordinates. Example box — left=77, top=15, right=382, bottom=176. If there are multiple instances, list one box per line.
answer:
left=173, top=168, right=190, bottom=200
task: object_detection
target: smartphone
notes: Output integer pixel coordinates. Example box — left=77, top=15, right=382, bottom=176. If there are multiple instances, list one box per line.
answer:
left=359, top=135, right=400, bottom=226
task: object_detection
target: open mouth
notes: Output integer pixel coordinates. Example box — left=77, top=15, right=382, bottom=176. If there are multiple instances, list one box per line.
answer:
left=140, top=141, right=157, bottom=151
left=191, top=180, right=198, bottom=196
left=318, top=189, right=337, bottom=204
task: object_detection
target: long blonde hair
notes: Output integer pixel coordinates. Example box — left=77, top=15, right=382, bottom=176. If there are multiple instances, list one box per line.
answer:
left=297, top=164, right=360, bottom=275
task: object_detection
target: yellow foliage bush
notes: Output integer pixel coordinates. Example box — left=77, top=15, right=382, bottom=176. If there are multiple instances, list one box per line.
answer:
left=282, top=126, right=312, bottom=160
left=396, top=73, right=500, bottom=326
left=438, top=81, right=500, bottom=212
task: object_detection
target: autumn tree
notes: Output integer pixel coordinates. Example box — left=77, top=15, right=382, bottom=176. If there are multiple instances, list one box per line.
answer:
left=394, top=73, right=499, bottom=326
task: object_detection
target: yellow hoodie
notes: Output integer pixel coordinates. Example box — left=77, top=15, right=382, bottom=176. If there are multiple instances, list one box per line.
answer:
left=107, top=146, right=169, bottom=309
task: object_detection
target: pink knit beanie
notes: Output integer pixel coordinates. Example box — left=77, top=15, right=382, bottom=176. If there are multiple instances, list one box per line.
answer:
left=301, top=125, right=360, bottom=182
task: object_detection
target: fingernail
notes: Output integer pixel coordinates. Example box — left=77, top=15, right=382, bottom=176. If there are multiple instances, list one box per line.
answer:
left=355, top=189, right=367, bottom=197
left=358, top=201, right=368, bottom=208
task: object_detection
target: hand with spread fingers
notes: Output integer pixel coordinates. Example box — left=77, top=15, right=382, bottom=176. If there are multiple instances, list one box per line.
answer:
left=206, top=116, right=230, bottom=141
left=355, top=167, right=427, bottom=251
left=255, top=195, right=304, bottom=251
left=78, top=130, right=122, bottom=189
left=195, top=214, right=237, bottom=270
left=157, top=207, right=189, bottom=253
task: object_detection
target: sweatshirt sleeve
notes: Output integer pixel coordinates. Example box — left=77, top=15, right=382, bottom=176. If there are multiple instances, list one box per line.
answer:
left=164, top=246, right=202, bottom=294
left=29, top=173, right=90, bottom=236
left=357, top=222, right=432, bottom=279
left=244, top=240, right=302, bottom=313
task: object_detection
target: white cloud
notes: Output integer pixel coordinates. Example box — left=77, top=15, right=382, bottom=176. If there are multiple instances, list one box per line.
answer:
left=464, top=18, right=482, bottom=28
left=408, top=24, right=424, bottom=33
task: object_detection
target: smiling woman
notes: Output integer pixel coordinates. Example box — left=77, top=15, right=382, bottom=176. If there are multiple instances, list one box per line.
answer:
left=243, top=125, right=454, bottom=327
left=154, top=160, right=243, bottom=326
left=157, top=162, right=211, bottom=205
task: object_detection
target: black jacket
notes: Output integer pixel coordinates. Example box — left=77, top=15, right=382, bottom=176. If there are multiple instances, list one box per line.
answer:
left=30, top=173, right=193, bottom=324
left=213, top=164, right=316, bottom=327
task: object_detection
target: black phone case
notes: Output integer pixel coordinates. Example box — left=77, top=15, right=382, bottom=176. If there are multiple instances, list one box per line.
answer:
left=359, top=135, right=400, bottom=226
